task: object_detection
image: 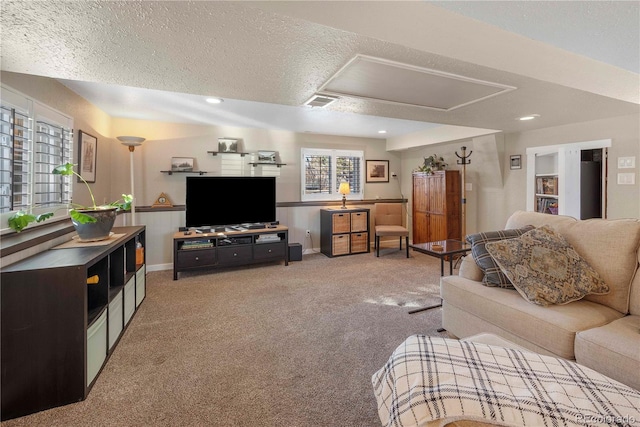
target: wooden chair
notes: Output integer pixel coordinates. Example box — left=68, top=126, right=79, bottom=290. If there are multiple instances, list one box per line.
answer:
left=374, top=203, right=409, bottom=257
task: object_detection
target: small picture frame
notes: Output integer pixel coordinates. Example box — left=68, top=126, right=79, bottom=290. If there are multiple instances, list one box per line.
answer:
left=78, top=130, right=97, bottom=183
left=171, top=157, right=194, bottom=172
left=510, top=155, right=522, bottom=170
left=366, top=160, right=390, bottom=183
left=257, top=150, right=277, bottom=163
left=218, top=138, right=239, bottom=153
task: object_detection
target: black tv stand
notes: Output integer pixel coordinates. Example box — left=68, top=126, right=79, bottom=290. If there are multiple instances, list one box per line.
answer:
left=173, top=225, right=289, bottom=280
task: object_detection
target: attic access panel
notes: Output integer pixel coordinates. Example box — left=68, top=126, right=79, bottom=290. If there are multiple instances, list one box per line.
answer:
left=319, top=55, right=516, bottom=111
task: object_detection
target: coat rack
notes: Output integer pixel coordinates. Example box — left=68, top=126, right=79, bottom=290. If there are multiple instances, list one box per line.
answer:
left=455, top=146, right=472, bottom=238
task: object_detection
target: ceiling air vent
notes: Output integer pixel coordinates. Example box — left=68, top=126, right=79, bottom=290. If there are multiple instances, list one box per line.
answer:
left=304, top=94, right=339, bottom=108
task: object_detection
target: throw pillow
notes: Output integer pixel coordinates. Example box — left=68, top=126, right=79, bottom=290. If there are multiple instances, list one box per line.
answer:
left=466, top=226, right=535, bottom=288
left=484, top=225, right=609, bottom=306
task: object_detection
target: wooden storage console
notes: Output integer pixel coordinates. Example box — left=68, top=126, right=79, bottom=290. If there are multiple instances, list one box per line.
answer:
left=173, top=225, right=289, bottom=280
left=320, top=208, right=370, bottom=257
left=412, top=171, right=461, bottom=244
left=1, top=226, right=146, bottom=421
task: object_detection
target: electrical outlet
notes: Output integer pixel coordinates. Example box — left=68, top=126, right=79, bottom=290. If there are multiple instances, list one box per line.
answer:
left=305, top=230, right=311, bottom=238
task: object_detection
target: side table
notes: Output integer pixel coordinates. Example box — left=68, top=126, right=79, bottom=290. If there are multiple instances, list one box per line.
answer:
left=408, top=239, right=471, bottom=315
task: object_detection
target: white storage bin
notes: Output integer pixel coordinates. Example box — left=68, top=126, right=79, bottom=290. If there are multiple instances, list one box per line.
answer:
left=87, top=310, right=107, bottom=387
left=124, top=276, right=135, bottom=326
left=108, top=290, right=123, bottom=350
left=135, top=265, right=146, bottom=308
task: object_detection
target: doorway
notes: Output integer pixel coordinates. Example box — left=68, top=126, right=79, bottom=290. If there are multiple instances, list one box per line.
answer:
left=580, top=148, right=607, bottom=219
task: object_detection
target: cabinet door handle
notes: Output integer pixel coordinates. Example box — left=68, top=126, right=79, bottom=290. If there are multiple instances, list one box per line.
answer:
left=195, top=257, right=199, bottom=261
left=268, top=249, right=272, bottom=253
left=233, top=253, right=237, bottom=257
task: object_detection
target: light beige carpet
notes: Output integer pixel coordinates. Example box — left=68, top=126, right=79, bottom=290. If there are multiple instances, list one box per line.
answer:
left=2, top=249, right=450, bottom=427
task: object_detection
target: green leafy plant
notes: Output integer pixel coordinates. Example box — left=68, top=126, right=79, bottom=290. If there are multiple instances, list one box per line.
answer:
left=416, top=154, right=447, bottom=173
left=8, top=163, right=132, bottom=232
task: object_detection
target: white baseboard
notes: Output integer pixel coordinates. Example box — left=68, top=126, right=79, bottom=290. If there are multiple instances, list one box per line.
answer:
left=147, top=263, right=173, bottom=272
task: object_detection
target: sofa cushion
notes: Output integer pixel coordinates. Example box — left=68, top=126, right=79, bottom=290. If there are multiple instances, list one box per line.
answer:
left=504, top=210, right=577, bottom=231
left=629, top=250, right=640, bottom=316
left=440, top=275, right=624, bottom=359
left=465, top=226, right=534, bottom=288
left=458, top=255, right=483, bottom=281
left=485, top=225, right=609, bottom=306
left=504, top=211, right=640, bottom=314
left=575, top=315, right=640, bottom=391
left=560, top=218, right=640, bottom=314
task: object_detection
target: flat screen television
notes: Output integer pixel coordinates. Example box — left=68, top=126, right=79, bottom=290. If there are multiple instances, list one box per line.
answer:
left=186, top=176, right=276, bottom=228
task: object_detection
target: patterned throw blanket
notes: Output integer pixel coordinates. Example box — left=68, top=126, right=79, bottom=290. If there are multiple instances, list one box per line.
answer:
left=372, top=336, right=640, bottom=427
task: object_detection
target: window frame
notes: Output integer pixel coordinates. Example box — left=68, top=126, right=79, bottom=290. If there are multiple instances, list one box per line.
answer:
left=301, top=148, right=364, bottom=202
left=1, top=85, right=74, bottom=234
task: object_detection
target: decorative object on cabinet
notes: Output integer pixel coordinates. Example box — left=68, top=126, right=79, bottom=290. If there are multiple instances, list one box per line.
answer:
left=218, top=137, right=240, bottom=153
left=510, top=154, right=522, bottom=170
left=257, top=150, right=277, bottom=163
left=415, top=154, right=447, bottom=174
left=366, top=159, right=390, bottom=183
left=320, top=208, right=370, bottom=257
left=78, top=130, right=97, bottom=183
left=0, top=226, right=146, bottom=421
left=118, top=136, right=146, bottom=226
left=171, top=157, right=194, bottom=172
left=338, top=181, right=350, bottom=209
left=8, top=163, right=132, bottom=240
left=152, top=192, right=173, bottom=208
left=412, top=170, right=461, bottom=245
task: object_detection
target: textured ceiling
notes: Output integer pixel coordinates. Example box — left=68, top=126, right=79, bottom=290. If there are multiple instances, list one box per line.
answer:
left=1, top=1, right=638, bottom=141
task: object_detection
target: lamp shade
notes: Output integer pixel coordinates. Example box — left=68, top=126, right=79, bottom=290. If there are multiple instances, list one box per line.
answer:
left=338, top=181, right=351, bottom=195
left=117, top=136, right=145, bottom=146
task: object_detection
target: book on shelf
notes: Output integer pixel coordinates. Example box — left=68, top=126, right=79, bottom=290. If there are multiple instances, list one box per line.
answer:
left=537, top=197, right=558, bottom=214
left=256, top=234, right=281, bottom=243
left=181, top=240, right=214, bottom=249
left=536, top=176, right=558, bottom=195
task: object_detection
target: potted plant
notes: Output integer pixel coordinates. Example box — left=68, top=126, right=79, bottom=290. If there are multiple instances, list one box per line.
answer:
left=415, top=154, right=447, bottom=174
left=8, top=163, right=132, bottom=241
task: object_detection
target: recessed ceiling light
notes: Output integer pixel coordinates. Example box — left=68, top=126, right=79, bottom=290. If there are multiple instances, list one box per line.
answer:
left=518, top=114, right=540, bottom=121
left=378, top=130, right=387, bottom=134
left=205, top=97, right=223, bottom=104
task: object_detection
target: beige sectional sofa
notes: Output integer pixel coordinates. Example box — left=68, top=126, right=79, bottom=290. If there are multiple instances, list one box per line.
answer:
left=441, top=210, right=640, bottom=390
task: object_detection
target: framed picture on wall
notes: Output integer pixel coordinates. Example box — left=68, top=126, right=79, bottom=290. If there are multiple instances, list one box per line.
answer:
left=366, top=160, right=389, bottom=183
left=78, top=130, right=97, bottom=183
left=510, top=155, right=522, bottom=170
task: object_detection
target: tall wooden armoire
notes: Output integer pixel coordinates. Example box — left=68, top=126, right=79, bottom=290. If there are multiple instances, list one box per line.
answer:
left=412, top=170, right=462, bottom=244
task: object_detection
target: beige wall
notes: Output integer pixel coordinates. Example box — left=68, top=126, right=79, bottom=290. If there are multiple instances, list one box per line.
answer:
left=3, top=71, right=639, bottom=268
left=395, top=114, right=640, bottom=235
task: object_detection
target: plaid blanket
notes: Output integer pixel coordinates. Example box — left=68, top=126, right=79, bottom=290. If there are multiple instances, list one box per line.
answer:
left=372, top=336, right=640, bottom=427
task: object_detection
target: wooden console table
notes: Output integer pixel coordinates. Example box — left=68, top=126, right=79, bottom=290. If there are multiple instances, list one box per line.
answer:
left=173, top=225, right=289, bottom=280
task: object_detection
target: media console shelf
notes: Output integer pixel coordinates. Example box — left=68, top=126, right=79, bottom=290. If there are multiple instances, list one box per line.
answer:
left=173, top=225, right=289, bottom=280
left=0, top=226, right=146, bottom=421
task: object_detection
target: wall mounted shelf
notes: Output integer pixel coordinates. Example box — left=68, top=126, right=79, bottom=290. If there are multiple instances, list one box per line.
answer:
left=207, top=151, right=248, bottom=157
left=249, top=162, right=286, bottom=168
left=160, top=170, right=208, bottom=175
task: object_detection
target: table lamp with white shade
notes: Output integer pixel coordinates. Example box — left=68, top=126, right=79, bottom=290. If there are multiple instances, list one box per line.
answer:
left=338, top=181, right=350, bottom=209
left=117, top=136, right=145, bottom=226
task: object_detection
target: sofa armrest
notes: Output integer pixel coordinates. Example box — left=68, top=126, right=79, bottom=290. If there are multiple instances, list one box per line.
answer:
left=459, top=255, right=483, bottom=281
